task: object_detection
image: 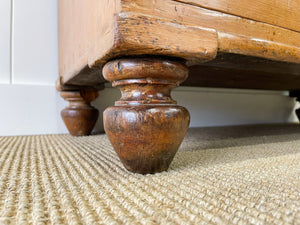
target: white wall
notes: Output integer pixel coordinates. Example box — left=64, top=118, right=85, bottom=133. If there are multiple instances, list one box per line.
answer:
left=12, top=0, right=58, bottom=85
left=0, top=1, right=298, bottom=136
left=0, top=0, right=11, bottom=84
left=0, top=0, right=68, bottom=136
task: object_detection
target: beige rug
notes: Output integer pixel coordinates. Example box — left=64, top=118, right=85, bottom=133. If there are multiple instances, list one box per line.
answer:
left=0, top=124, right=299, bottom=224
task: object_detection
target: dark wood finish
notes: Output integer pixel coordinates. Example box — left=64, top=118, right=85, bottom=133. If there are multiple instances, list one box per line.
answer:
left=61, top=90, right=99, bottom=136
left=103, top=58, right=190, bottom=174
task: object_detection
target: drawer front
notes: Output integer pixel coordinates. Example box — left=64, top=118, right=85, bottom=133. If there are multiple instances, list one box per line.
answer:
left=176, top=0, right=300, bottom=32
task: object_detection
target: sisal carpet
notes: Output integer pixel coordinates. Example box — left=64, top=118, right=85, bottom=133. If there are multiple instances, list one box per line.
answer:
left=0, top=124, right=300, bottom=224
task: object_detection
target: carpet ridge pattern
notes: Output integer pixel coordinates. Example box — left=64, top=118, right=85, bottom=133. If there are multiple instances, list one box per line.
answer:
left=0, top=125, right=300, bottom=224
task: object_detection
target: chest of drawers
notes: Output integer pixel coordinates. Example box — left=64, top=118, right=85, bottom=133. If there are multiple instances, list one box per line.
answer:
left=57, top=0, right=300, bottom=173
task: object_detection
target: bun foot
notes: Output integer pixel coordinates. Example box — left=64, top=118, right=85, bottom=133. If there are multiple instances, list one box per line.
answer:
left=60, top=90, right=99, bottom=136
left=104, top=105, right=189, bottom=174
left=103, top=57, right=190, bottom=174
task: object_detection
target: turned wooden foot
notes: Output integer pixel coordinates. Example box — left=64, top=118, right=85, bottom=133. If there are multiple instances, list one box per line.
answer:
left=289, top=91, right=300, bottom=121
left=60, top=90, right=99, bottom=136
left=103, top=57, right=190, bottom=174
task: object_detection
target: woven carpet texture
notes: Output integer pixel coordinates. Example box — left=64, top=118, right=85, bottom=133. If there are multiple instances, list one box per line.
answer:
left=0, top=124, right=299, bottom=224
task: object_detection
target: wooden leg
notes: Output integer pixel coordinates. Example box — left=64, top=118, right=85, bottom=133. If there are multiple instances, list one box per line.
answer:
left=102, top=57, right=190, bottom=174
left=289, top=91, right=300, bottom=121
left=60, top=90, right=99, bottom=136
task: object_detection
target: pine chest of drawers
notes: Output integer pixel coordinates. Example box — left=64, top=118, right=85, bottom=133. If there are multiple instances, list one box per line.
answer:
left=57, top=0, right=300, bottom=173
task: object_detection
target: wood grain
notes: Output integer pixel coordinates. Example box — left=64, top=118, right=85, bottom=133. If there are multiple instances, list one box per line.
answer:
left=103, top=58, right=190, bottom=174
left=121, top=0, right=300, bottom=62
left=93, top=13, right=218, bottom=66
left=174, top=0, right=300, bottom=32
left=218, top=33, right=300, bottom=64
left=58, top=0, right=300, bottom=90
left=58, top=0, right=119, bottom=85
left=121, top=0, right=299, bottom=46
left=60, top=90, right=99, bottom=136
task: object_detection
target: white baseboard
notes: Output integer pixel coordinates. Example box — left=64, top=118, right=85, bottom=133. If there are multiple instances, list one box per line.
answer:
left=0, top=84, right=298, bottom=136
left=0, top=84, right=68, bottom=136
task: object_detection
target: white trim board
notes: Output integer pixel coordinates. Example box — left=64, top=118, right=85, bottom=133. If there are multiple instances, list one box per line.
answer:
left=0, top=84, right=68, bottom=136
left=0, top=84, right=298, bottom=136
